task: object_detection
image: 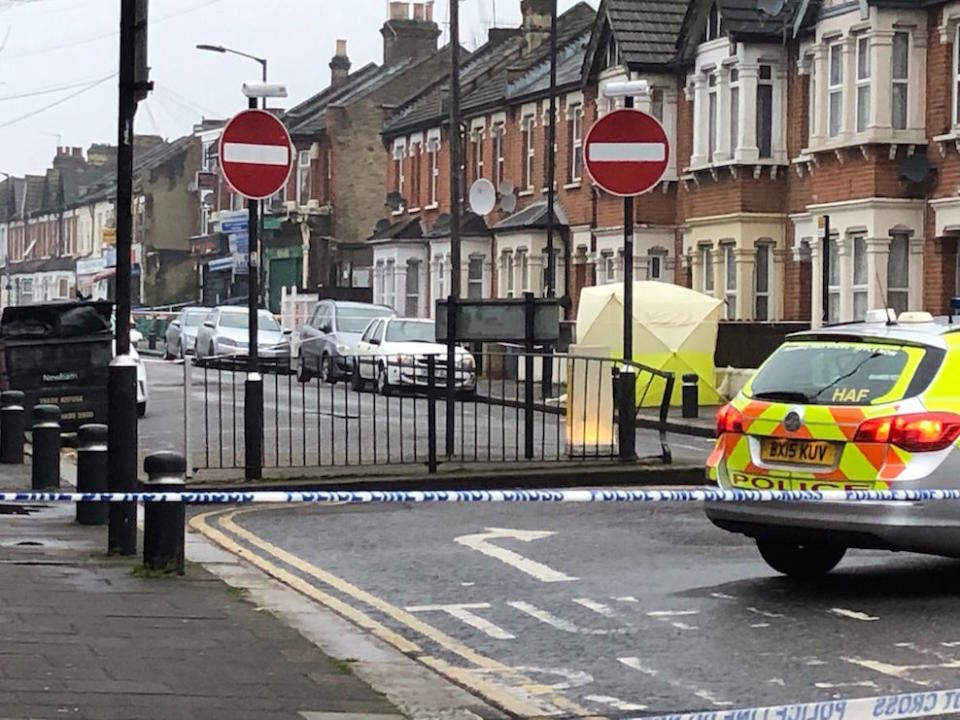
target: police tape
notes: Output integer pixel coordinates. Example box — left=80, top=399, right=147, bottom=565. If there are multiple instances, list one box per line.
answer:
left=639, top=685, right=960, bottom=720
left=4, top=488, right=960, bottom=504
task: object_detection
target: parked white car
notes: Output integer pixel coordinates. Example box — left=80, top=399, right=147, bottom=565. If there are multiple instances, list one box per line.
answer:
left=352, top=317, right=476, bottom=395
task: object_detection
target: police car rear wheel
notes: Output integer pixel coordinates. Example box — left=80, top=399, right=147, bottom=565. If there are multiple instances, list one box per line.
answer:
left=756, top=540, right=846, bottom=578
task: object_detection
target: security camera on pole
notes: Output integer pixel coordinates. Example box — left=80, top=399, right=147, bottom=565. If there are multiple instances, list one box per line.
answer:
left=219, top=84, right=292, bottom=481
left=585, top=81, right=670, bottom=460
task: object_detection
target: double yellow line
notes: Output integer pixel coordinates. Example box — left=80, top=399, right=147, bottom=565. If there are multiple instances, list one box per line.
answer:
left=191, top=507, right=606, bottom=720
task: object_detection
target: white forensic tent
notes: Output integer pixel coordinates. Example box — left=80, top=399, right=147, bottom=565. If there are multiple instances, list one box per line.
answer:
left=576, top=282, right=723, bottom=406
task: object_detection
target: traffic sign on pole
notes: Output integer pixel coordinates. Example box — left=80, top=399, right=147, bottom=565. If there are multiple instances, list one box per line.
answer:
left=218, top=109, right=293, bottom=200
left=583, top=109, right=670, bottom=197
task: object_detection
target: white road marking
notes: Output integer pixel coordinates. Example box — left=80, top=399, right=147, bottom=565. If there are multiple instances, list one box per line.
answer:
left=460, top=582, right=475, bottom=587
left=830, top=608, right=879, bottom=621
left=618, top=657, right=732, bottom=707
left=612, top=595, right=639, bottom=603
left=647, top=610, right=699, bottom=617
left=574, top=598, right=616, bottom=617
left=815, top=680, right=881, bottom=691
left=511, top=666, right=593, bottom=691
left=670, top=622, right=699, bottom=631
left=942, top=641, right=960, bottom=648
left=767, top=678, right=786, bottom=686
left=405, top=603, right=515, bottom=640
left=804, top=658, right=827, bottom=666
left=747, top=606, right=786, bottom=619
left=222, top=142, right=290, bottom=166
left=750, top=623, right=770, bottom=628
left=896, top=642, right=958, bottom=664
left=710, top=592, right=737, bottom=600
left=842, top=656, right=960, bottom=686
left=584, top=695, right=648, bottom=712
left=588, top=142, right=666, bottom=162
left=508, top=601, right=628, bottom=635
left=454, top=528, right=577, bottom=583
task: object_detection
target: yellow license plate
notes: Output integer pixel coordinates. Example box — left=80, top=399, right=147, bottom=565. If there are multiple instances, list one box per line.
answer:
left=760, top=438, right=837, bottom=467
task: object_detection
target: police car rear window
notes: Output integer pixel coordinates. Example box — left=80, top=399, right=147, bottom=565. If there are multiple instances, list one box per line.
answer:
left=748, top=342, right=936, bottom=406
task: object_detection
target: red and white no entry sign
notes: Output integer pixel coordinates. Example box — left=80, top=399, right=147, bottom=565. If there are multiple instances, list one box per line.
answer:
left=219, top=109, right=293, bottom=200
left=583, top=109, right=670, bottom=197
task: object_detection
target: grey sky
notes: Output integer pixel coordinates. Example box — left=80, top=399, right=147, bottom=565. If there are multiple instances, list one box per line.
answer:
left=0, top=0, right=596, bottom=177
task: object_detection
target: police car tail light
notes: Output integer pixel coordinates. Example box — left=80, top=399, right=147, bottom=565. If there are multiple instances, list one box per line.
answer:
left=854, top=413, right=960, bottom=452
left=716, top=404, right=744, bottom=436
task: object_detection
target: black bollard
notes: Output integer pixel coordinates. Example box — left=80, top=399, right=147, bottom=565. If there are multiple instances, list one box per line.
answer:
left=0, top=390, right=26, bottom=464
left=682, top=373, right=700, bottom=419
left=31, top=405, right=61, bottom=490
left=142, top=451, right=186, bottom=575
left=76, top=424, right=109, bottom=525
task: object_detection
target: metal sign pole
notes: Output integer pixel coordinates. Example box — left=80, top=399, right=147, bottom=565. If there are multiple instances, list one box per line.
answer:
left=619, top=94, right=636, bottom=461
left=244, top=93, right=264, bottom=481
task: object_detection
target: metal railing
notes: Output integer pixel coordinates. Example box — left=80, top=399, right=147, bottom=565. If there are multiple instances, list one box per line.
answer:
left=186, top=348, right=675, bottom=474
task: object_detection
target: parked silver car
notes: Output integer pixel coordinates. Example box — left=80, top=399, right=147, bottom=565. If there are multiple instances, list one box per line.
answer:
left=164, top=306, right=208, bottom=359
left=194, top=307, right=292, bottom=370
left=297, top=300, right=396, bottom=383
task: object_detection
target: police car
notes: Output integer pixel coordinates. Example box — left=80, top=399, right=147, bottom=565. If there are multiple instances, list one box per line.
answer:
left=705, top=309, right=960, bottom=577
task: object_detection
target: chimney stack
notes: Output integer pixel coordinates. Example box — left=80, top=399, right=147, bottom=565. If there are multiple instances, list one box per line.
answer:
left=521, top=0, right=551, bottom=54
left=381, top=1, right=440, bottom=66
left=330, top=39, right=351, bottom=87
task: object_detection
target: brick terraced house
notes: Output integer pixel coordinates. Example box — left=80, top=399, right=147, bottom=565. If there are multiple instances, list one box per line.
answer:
left=372, top=0, right=960, bottom=329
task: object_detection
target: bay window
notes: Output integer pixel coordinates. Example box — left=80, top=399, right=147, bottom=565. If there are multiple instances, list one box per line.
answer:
left=702, top=245, right=714, bottom=294
left=887, top=235, right=909, bottom=314
left=852, top=234, right=868, bottom=321
left=723, top=245, right=736, bottom=320
left=405, top=259, right=420, bottom=317
left=707, top=75, right=718, bottom=161
left=856, top=36, right=870, bottom=133
left=757, top=65, right=773, bottom=158
left=504, top=251, right=514, bottom=297
left=468, top=256, right=484, bottom=299
left=755, top=244, right=771, bottom=321
left=891, top=32, right=909, bottom=130
left=829, top=43, right=843, bottom=137
left=729, top=69, right=739, bottom=154
left=828, top=236, right=840, bottom=324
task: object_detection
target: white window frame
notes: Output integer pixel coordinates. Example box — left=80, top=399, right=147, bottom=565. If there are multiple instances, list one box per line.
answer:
left=707, top=74, right=718, bottom=162
left=856, top=35, right=871, bottom=134
left=405, top=259, right=420, bottom=317
left=437, top=256, right=446, bottom=300
left=569, top=103, right=583, bottom=183
left=852, top=234, right=868, bottom=321
left=467, top=255, right=484, bottom=299
left=807, top=53, right=816, bottom=145
left=729, top=68, right=740, bottom=156
left=757, top=65, right=773, bottom=158
left=522, top=114, right=535, bottom=191
left=702, top=245, right=714, bottom=293
left=493, top=122, right=506, bottom=190
left=827, top=235, right=840, bottom=324
left=385, top=260, right=396, bottom=310
left=829, top=42, right=844, bottom=138
left=954, top=24, right=960, bottom=127
left=392, top=141, right=406, bottom=213
left=755, top=244, right=771, bottom=321
left=374, top=261, right=385, bottom=304
left=649, top=252, right=664, bottom=281
left=297, top=150, right=311, bottom=206
left=427, top=137, right=439, bottom=208
left=504, top=251, right=515, bottom=298
left=723, top=244, right=736, bottom=320
left=891, top=31, right=909, bottom=131
left=887, top=234, right=909, bottom=314
left=473, top=129, right=484, bottom=182
left=519, top=249, right=529, bottom=291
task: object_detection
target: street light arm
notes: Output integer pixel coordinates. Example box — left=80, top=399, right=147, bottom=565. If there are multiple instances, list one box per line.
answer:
left=196, top=44, right=267, bottom=81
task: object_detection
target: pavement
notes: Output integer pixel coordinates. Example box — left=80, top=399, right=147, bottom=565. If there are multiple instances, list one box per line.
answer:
left=191, top=495, right=960, bottom=718
left=0, top=459, right=500, bottom=720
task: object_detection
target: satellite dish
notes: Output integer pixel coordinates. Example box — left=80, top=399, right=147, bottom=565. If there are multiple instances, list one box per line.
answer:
left=499, top=179, right=515, bottom=196
left=385, top=191, right=405, bottom=211
left=468, top=178, right=496, bottom=215
left=374, top=218, right=391, bottom=235
left=500, top=192, right=517, bottom=213
left=756, top=0, right=785, bottom=15
left=899, top=154, right=930, bottom=183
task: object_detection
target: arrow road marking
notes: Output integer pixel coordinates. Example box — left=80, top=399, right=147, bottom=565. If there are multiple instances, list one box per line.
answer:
left=454, top=527, right=576, bottom=583
left=830, top=607, right=879, bottom=621
left=405, top=603, right=515, bottom=640
left=588, top=142, right=666, bottom=162
left=222, top=142, right=289, bottom=165
left=574, top=598, right=616, bottom=617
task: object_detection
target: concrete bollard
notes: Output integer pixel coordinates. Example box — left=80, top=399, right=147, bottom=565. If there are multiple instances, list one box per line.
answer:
left=31, top=405, right=61, bottom=490
left=142, top=451, right=186, bottom=575
left=681, top=373, right=700, bottom=419
left=76, top=424, right=109, bottom=525
left=0, top=390, right=26, bottom=464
